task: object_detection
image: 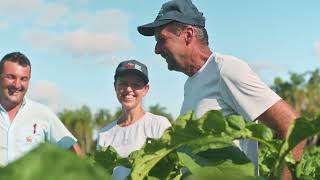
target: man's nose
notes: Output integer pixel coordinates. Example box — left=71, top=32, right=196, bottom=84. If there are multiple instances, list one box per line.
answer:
left=154, top=43, right=162, bottom=54
left=12, top=79, right=22, bottom=88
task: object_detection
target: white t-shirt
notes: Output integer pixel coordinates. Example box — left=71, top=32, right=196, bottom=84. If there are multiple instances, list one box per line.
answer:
left=97, top=112, right=171, bottom=180
left=180, top=53, right=281, bottom=169
left=97, top=112, right=171, bottom=157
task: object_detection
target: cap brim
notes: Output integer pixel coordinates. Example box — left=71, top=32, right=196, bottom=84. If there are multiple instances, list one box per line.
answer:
left=137, top=19, right=173, bottom=36
left=115, top=70, right=149, bottom=84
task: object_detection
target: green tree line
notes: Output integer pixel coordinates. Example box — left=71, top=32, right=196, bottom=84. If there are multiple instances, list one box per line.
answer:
left=59, top=68, right=320, bottom=154
left=272, top=68, right=320, bottom=145
left=58, top=104, right=173, bottom=154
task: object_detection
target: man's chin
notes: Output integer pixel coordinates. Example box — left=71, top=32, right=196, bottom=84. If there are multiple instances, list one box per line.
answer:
left=8, top=96, right=24, bottom=104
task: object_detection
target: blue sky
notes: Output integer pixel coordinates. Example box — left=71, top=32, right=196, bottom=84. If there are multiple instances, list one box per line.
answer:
left=0, top=0, right=319, bottom=118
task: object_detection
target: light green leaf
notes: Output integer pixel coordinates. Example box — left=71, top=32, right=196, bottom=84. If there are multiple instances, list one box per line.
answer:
left=0, top=143, right=111, bottom=180
left=226, top=115, right=246, bottom=130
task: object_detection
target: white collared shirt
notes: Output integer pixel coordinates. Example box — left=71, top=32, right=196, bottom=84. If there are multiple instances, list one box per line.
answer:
left=0, top=98, right=77, bottom=166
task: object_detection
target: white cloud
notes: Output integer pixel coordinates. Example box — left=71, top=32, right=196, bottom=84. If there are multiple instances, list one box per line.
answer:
left=83, top=10, right=129, bottom=33
left=62, top=30, right=132, bottom=56
left=315, top=41, right=320, bottom=59
left=25, top=29, right=132, bottom=56
left=28, top=80, right=77, bottom=112
left=3, top=0, right=133, bottom=58
left=24, top=9, right=133, bottom=57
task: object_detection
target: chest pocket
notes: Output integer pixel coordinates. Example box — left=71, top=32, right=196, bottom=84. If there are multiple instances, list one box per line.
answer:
left=18, top=123, right=46, bottom=148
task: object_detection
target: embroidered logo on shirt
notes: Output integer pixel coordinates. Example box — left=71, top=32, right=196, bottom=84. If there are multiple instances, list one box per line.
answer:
left=26, top=136, right=33, bottom=143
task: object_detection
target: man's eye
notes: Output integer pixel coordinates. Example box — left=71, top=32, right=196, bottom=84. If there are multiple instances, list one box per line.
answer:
left=21, top=77, right=29, bottom=81
left=6, top=75, right=15, bottom=79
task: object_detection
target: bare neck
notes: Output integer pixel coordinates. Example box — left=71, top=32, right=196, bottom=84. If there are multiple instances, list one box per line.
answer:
left=118, top=106, right=145, bottom=127
left=186, top=44, right=212, bottom=77
left=0, top=101, right=23, bottom=121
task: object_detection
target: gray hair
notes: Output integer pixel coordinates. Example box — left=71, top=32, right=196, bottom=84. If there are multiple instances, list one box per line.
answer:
left=168, top=21, right=209, bottom=45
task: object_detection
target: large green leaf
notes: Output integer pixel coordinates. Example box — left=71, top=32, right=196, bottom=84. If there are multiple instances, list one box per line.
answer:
left=281, top=117, right=320, bottom=155
left=93, top=146, right=130, bottom=174
left=176, top=152, right=201, bottom=173
left=148, top=152, right=182, bottom=180
left=226, top=115, right=246, bottom=130
left=198, top=110, right=227, bottom=134
left=129, top=111, right=256, bottom=179
left=178, top=147, right=256, bottom=178
left=270, top=116, right=320, bottom=177
left=0, top=143, right=110, bottom=180
left=295, top=146, right=320, bottom=179
left=184, top=165, right=257, bottom=180
left=245, top=123, right=278, bottom=152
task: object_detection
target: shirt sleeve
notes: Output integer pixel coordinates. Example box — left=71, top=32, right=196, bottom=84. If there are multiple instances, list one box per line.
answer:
left=47, top=109, right=77, bottom=149
left=145, top=114, right=171, bottom=139
left=219, top=56, right=281, bottom=121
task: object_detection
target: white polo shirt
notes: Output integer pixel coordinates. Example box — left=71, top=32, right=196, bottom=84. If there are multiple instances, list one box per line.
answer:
left=180, top=53, right=281, bottom=169
left=0, top=98, right=77, bottom=166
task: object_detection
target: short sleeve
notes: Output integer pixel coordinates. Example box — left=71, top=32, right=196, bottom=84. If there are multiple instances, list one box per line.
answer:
left=47, top=110, right=77, bottom=149
left=96, top=121, right=117, bottom=150
left=144, top=114, right=171, bottom=139
left=219, top=57, right=281, bottom=121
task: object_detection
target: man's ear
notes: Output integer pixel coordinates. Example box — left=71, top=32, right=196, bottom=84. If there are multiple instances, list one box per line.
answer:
left=185, top=26, right=194, bottom=44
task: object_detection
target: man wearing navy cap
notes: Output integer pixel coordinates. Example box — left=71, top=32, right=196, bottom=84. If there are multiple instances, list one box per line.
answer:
left=138, top=0, right=304, bottom=178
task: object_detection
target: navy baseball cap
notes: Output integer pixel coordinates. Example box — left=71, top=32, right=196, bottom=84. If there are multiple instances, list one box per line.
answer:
left=114, top=60, right=149, bottom=84
left=138, top=0, right=205, bottom=36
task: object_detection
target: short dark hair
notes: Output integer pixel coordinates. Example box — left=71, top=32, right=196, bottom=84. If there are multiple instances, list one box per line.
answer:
left=0, top=52, right=31, bottom=74
left=168, top=21, right=209, bottom=45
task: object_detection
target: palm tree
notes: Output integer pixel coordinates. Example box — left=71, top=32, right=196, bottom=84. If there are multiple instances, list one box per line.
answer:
left=148, top=104, right=174, bottom=122
left=59, top=105, right=94, bottom=154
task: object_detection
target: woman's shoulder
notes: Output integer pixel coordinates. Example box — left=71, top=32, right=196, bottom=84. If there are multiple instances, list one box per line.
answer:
left=99, top=120, right=118, bottom=134
left=144, top=112, right=171, bottom=126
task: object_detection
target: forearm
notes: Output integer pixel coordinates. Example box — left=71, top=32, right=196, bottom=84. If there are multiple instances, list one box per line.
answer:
left=269, top=100, right=305, bottom=160
left=71, top=143, right=83, bottom=156
left=258, top=100, right=306, bottom=180
left=259, top=100, right=299, bottom=136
